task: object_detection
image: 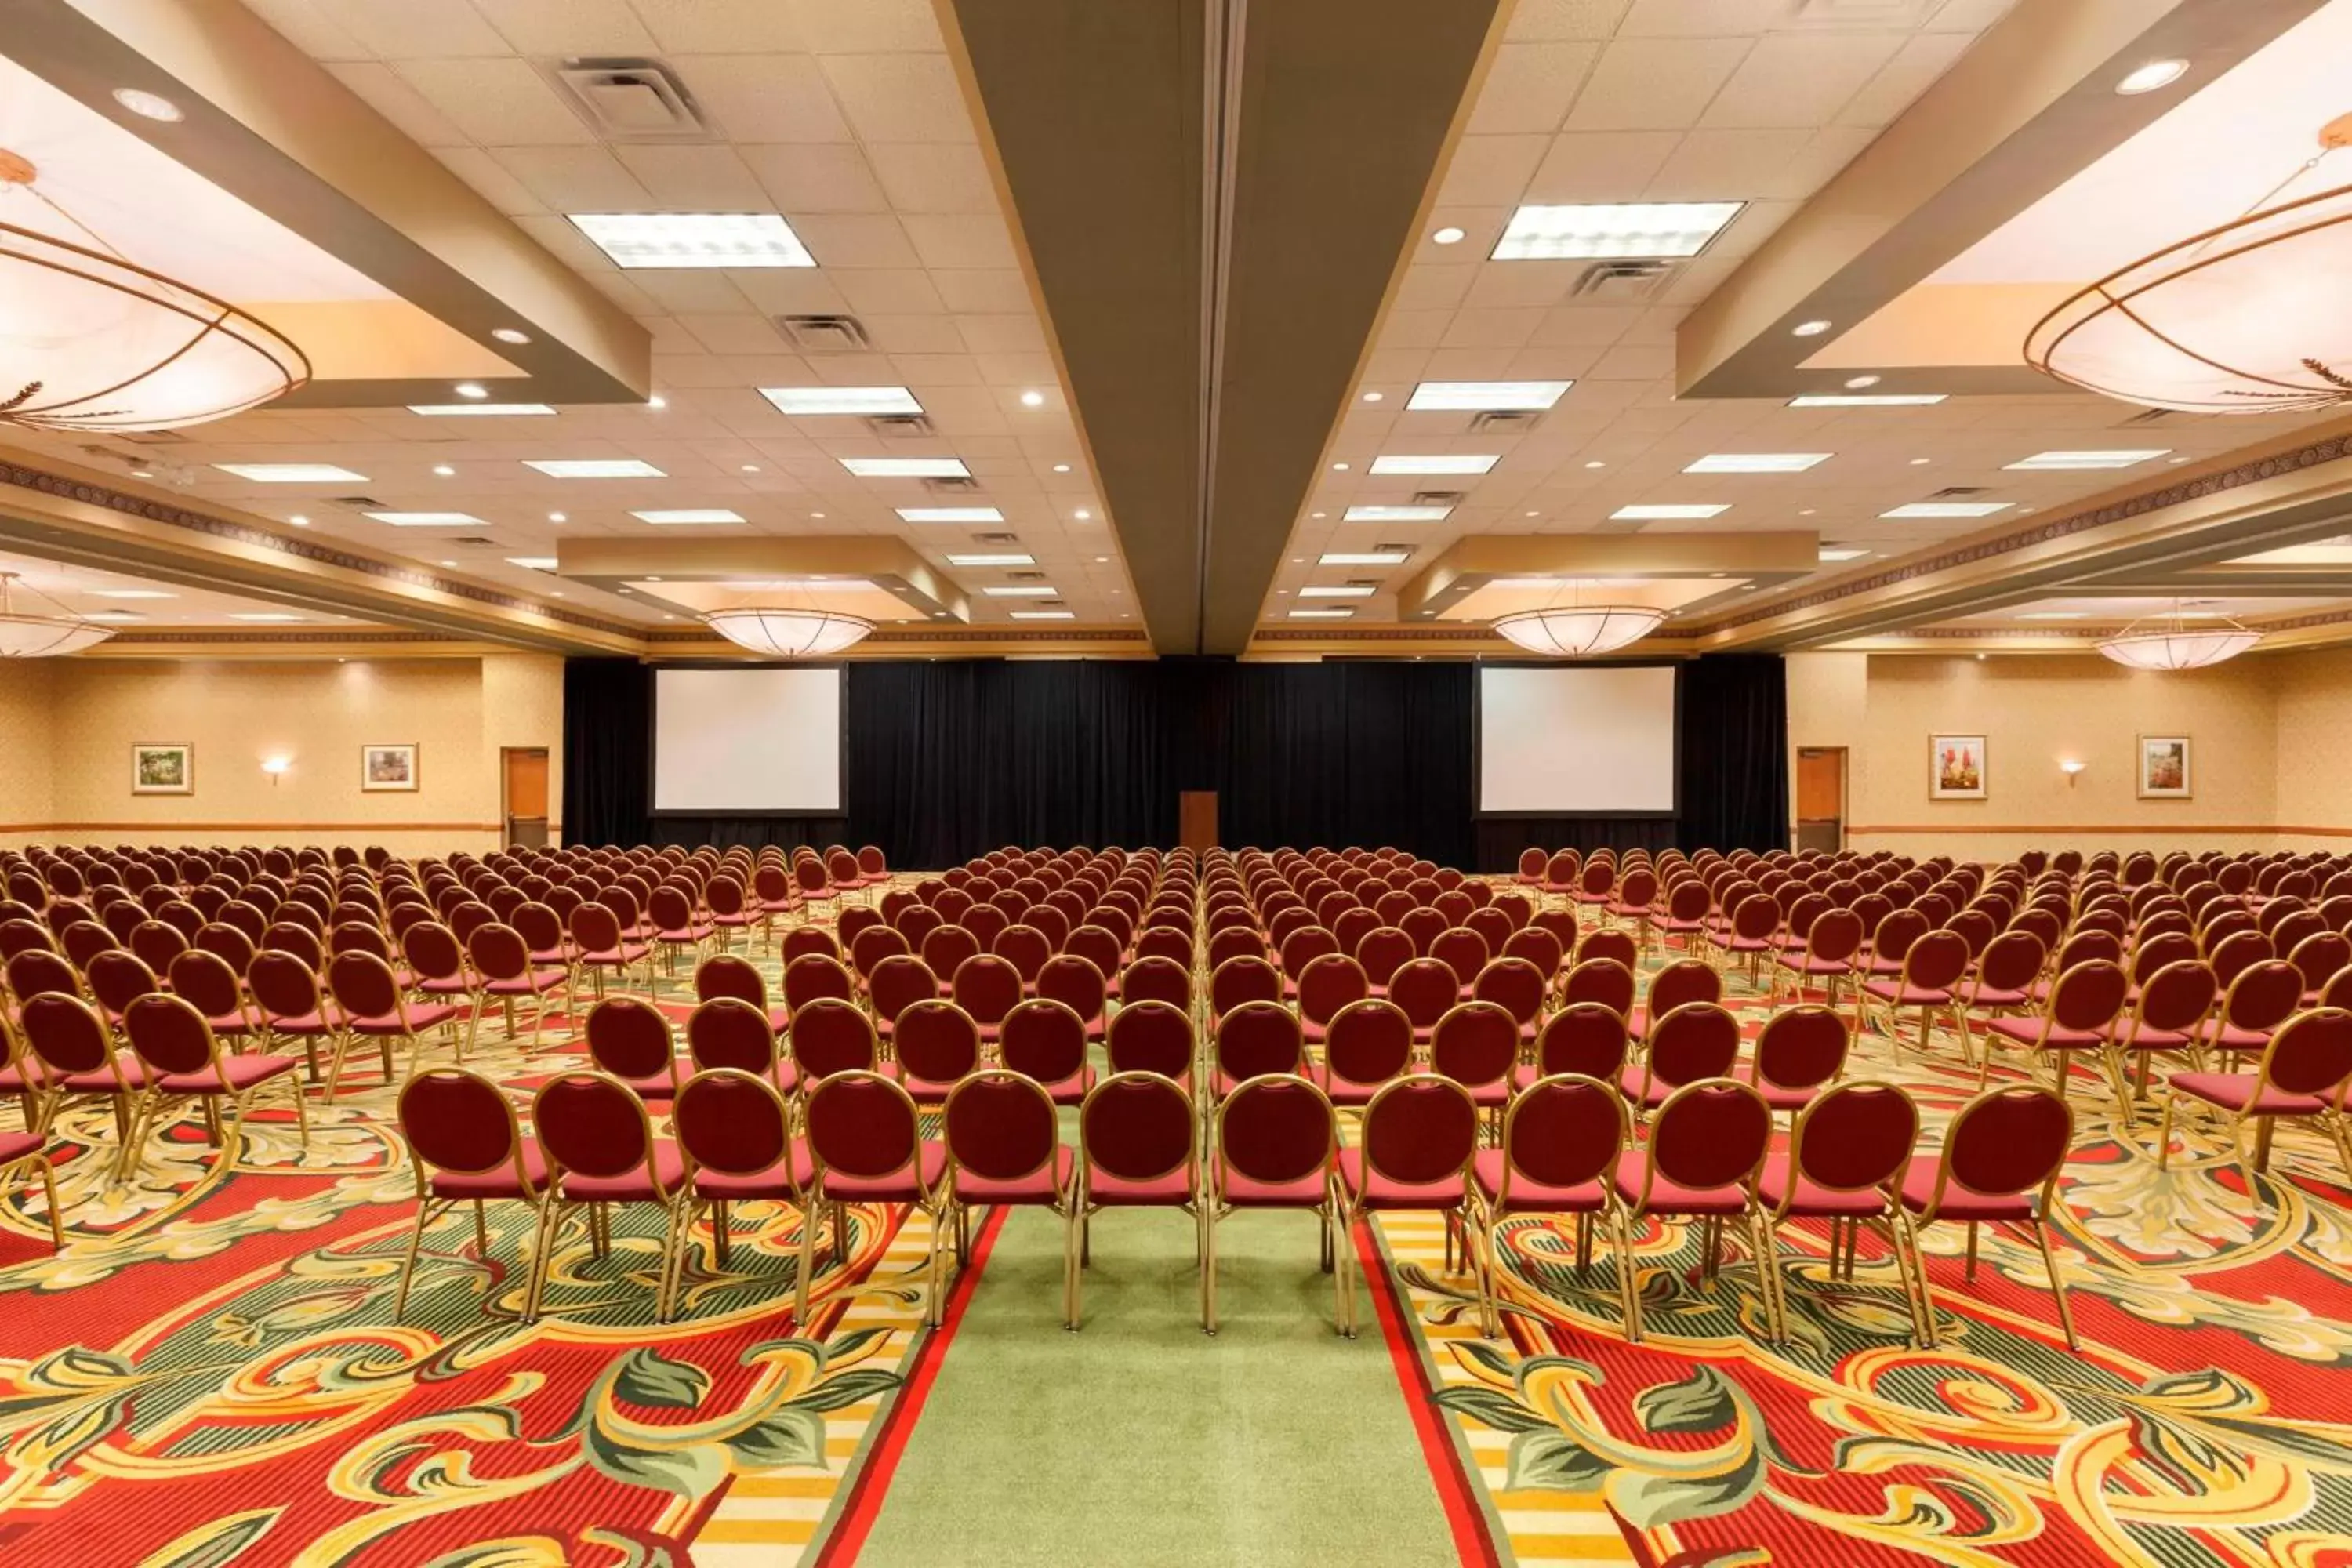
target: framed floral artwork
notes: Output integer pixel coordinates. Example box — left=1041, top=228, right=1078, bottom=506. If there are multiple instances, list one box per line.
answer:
left=132, top=743, right=192, bottom=795
left=1930, top=735, right=1987, bottom=800
left=361, top=743, right=418, bottom=792
left=2139, top=735, right=2190, bottom=799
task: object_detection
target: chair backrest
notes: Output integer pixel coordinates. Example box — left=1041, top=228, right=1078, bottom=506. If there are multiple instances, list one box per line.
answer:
left=1560, top=957, right=1636, bottom=1018
left=1210, top=954, right=1283, bottom=1017
left=2259, top=1006, right=2352, bottom=1098
left=867, top=954, right=939, bottom=1026
left=326, top=949, right=405, bottom=1021
left=1500, top=1074, right=1625, bottom=1199
left=1647, top=1001, right=1743, bottom=1088
left=1752, top=1004, right=1848, bottom=1091
left=1639, top=1079, right=1773, bottom=1200
left=1469, top=956, right=1546, bottom=1027
left=466, top=922, right=532, bottom=982
left=688, top=996, right=777, bottom=1076
left=1035, top=953, right=1107, bottom=1023
left=20, top=992, right=114, bottom=1076
left=1500, top=925, right=1564, bottom=978
left=1081, top=1071, right=1196, bottom=1188
left=122, top=991, right=220, bottom=1076
left=1216, top=1075, right=1335, bottom=1189
left=1295, top=953, right=1369, bottom=1027
left=2221, top=958, right=2305, bottom=1033
left=586, top=996, right=677, bottom=1083
left=246, top=949, right=324, bottom=1019
left=400, top=921, right=464, bottom=983
left=1900, top=928, right=1970, bottom=992
left=2047, top=959, right=2129, bottom=1033
left=1353, top=927, right=1414, bottom=987
left=2132, top=960, right=2218, bottom=1034
left=950, top=953, right=1024, bottom=1025
left=1976, top=929, right=2047, bottom=992
left=1360, top=1076, right=1478, bottom=1189
left=892, top=998, right=982, bottom=1084
left=783, top=953, right=856, bottom=1012
left=674, top=1068, right=796, bottom=1181
left=1535, top=1002, right=1628, bottom=1080
left=805, top=1069, right=923, bottom=1182
left=1429, top=1001, right=1518, bottom=1091
left=1323, top=998, right=1413, bottom=1088
left=1388, top=957, right=1460, bottom=1029
left=1784, top=1081, right=1917, bottom=1201
left=944, top=1069, right=1062, bottom=1184
left=922, top=926, right=984, bottom=981
left=1103, top=998, right=1192, bottom=1078
left=166, top=949, right=245, bottom=1019
left=993, top=923, right=1053, bottom=984
left=790, top=996, right=879, bottom=1080
left=400, top=1068, right=535, bottom=1192
left=1120, top=953, right=1192, bottom=1011
left=1645, top=957, right=1722, bottom=1018
left=1428, top=927, right=1490, bottom=988
left=535, top=1070, right=669, bottom=1196
left=84, top=949, right=158, bottom=1016
left=1000, top=997, right=1087, bottom=1084
left=1215, top=998, right=1304, bottom=1080
left=1926, top=1086, right=2071, bottom=1214
left=1577, top=929, right=1638, bottom=970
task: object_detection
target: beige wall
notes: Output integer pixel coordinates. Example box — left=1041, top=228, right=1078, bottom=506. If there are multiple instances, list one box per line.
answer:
left=2272, top=645, right=2352, bottom=850
left=0, top=655, right=564, bottom=857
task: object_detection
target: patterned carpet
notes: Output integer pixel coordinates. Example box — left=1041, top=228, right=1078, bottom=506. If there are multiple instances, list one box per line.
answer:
left=5, top=894, right=2352, bottom=1566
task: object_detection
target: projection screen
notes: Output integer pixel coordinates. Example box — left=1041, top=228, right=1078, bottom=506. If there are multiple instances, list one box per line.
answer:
left=1476, top=664, right=1679, bottom=815
left=652, top=666, right=844, bottom=814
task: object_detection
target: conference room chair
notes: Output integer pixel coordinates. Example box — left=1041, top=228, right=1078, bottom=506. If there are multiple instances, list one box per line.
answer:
left=1514, top=848, right=1547, bottom=887
left=1627, top=957, right=1720, bottom=1041
left=82, top=949, right=158, bottom=1033
left=1900, top=1085, right=2080, bottom=1351
left=1757, top=1080, right=1927, bottom=1345
left=466, top=924, right=567, bottom=1046
left=687, top=995, right=789, bottom=1095
left=2111, top=959, right=2219, bottom=1102
left=789, top=996, right=880, bottom=1097
left=1000, top=997, right=1096, bottom=1106
left=1211, top=999, right=1305, bottom=1099
left=390, top=1067, right=548, bottom=1321
left=1613, top=1077, right=1781, bottom=1344
left=1953, top=929, right=2046, bottom=1062
left=165, top=949, right=263, bottom=1053
left=1770, top=907, right=1863, bottom=1011
left=783, top=955, right=858, bottom=1031
left=1207, top=1073, right=1348, bottom=1336
left=1744, top=1004, right=1849, bottom=1120
left=1539, top=850, right=1581, bottom=903
left=939, top=1069, right=1079, bottom=1312
left=1468, top=1073, right=1632, bottom=1338
left=1338, top=1076, right=1480, bottom=1325
left=866, top=954, right=942, bottom=1042
left=1119, top=954, right=1192, bottom=1015
left=1515, top=1002, right=1627, bottom=1091
left=1977, top=958, right=2131, bottom=1109
left=119, top=993, right=307, bottom=1179
left=524, top=1070, right=684, bottom=1323
left=586, top=996, right=688, bottom=1102
left=1070, top=1071, right=1205, bottom=1330
left=17, top=992, right=143, bottom=1171
left=1429, top=1001, right=1519, bottom=1124
left=694, top=953, right=790, bottom=1033
left=1206, top=954, right=1279, bottom=1029
left=1559, top=958, right=1637, bottom=1025
left=1862, top=927, right=1971, bottom=1054
left=1468, top=956, right=1547, bottom=1045
left=328, top=948, right=466, bottom=1093
left=2158, top=1007, right=2352, bottom=1192
left=1102, top=1000, right=1193, bottom=1087
left=1133, top=923, right=1190, bottom=968
left=663, top=1068, right=811, bottom=1312
left=838, top=905, right=886, bottom=951
left=797, top=1070, right=949, bottom=1327
left=1312, top=997, right=1412, bottom=1109
left=889, top=998, right=982, bottom=1105
left=1035, top=953, right=1109, bottom=1040
left=57, top=920, right=118, bottom=976
left=1387, top=957, right=1460, bottom=1044
left=2195, top=959, right=2307, bottom=1063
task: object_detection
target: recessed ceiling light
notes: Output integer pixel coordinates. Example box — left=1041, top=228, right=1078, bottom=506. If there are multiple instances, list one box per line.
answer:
left=527, top=459, right=665, bottom=478
left=898, top=506, right=1005, bottom=523
left=1074, top=509, right=1092, bottom=520
left=1492, top=201, right=1742, bottom=261
left=1788, top=394, right=1947, bottom=408
left=648, top=395, right=667, bottom=409
left=1844, top=375, right=1882, bottom=389
left=984, top=585, right=1058, bottom=597
left=433, top=464, right=456, bottom=477
left=1321, top=551, right=1408, bottom=566
left=550, top=593, right=566, bottom=599
left=1053, top=463, right=1071, bottom=473
left=1330, top=462, right=1349, bottom=471
left=1881, top=502, right=2013, bottom=518
left=547, top=512, right=567, bottom=523
left=1370, top=454, right=1498, bottom=475
left=212, top=463, right=367, bottom=482
left=288, top=514, right=309, bottom=526
left=741, top=463, right=760, bottom=473
left=1524, top=510, right=1540, bottom=517
left=1361, top=391, right=1383, bottom=403
left=1011, top=610, right=1076, bottom=620
left=1611, top=503, right=1729, bottom=520
left=1406, top=380, right=1571, bottom=412
left=632, top=509, right=745, bottom=524
left=1432, top=226, right=1466, bottom=245
left=230, top=613, right=303, bottom=622
left=811, top=512, right=826, bottom=519
left=1094, top=555, right=1109, bottom=564
left=2005, top=449, right=2171, bottom=470
left=1288, top=608, right=1355, bottom=619
left=363, top=511, right=486, bottom=526
left=2117, top=58, right=2188, bottom=95
left=1020, top=390, right=1045, bottom=407
left=1311, top=511, right=1327, bottom=519
left=506, top=557, right=559, bottom=570
left=760, top=386, right=922, bottom=416
left=492, top=327, right=532, bottom=344
left=1791, top=320, right=1831, bottom=337
left=1584, top=459, right=1606, bottom=469
left=408, top=403, right=556, bottom=416
left=439, top=559, right=458, bottom=568
left=1908, top=456, right=1931, bottom=466
left=840, top=456, right=970, bottom=478
left=112, top=88, right=182, bottom=122
left=1343, top=504, right=1452, bottom=522
left=91, top=589, right=174, bottom=600
left=1300, top=586, right=1375, bottom=598
left=1817, top=547, right=1867, bottom=562
left=453, top=383, right=489, bottom=400
left=568, top=212, right=815, bottom=269
left=131, top=468, right=153, bottom=478
left=645, top=576, right=663, bottom=583
left=948, top=553, right=1035, bottom=566
left=1683, top=453, right=1829, bottom=474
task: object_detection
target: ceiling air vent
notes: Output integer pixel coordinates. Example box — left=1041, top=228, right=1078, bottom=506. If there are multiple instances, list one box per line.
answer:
left=865, top=413, right=935, bottom=440
left=1926, top=485, right=1989, bottom=499
left=1571, top=259, right=1677, bottom=299
left=775, top=314, right=872, bottom=354
left=1468, top=408, right=1542, bottom=434
left=331, top=495, right=388, bottom=510
left=1375, top=543, right=1415, bottom=555
left=1008, top=570, right=1047, bottom=581
left=550, top=60, right=713, bottom=143
left=1411, top=490, right=1466, bottom=508
left=972, top=532, right=1020, bottom=544
left=924, top=475, right=983, bottom=494
left=448, top=536, right=497, bottom=546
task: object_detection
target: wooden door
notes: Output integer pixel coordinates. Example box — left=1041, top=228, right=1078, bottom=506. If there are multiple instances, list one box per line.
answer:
left=1795, top=748, right=1843, bottom=853
left=503, top=748, right=549, bottom=848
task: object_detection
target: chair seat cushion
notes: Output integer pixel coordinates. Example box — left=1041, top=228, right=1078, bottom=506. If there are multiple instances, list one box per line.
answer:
left=563, top=1141, right=688, bottom=1202
left=1616, top=1064, right=1675, bottom=1109
left=205, top=1011, right=263, bottom=1036
left=485, top=968, right=566, bottom=996
left=898, top=1073, right=962, bottom=1106
left=1471, top=1148, right=1606, bottom=1213
left=1986, top=1016, right=2109, bottom=1049
left=1755, top=1081, right=1820, bottom=1112
left=1030, top=1065, right=1097, bottom=1107
left=659, top=924, right=717, bottom=944
left=1311, top=1063, right=1403, bottom=1107
left=350, top=1001, right=465, bottom=1035
left=579, top=943, right=650, bottom=965
left=1613, top=1149, right=1750, bottom=1215
left=0, top=1062, right=53, bottom=1094
left=1897, top=1155, right=2031, bottom=1221
left=615, top=1062, right=688, bottom=1101
left=695, top=1144, right=815, bottom=1199
left=1757, top=1153, right=1889, bottom=1217
left=0, top=1131, right=45, bottom=1167
left=1336, top=1146, right=1466, bottom=1210
left=1087, top=1163, right=1195, bottom=1204
left=264, top=1010, right=337, bottom=1036
left=822, top=1141, right=947, bottom=1201
left=60, top=1051, right=155, bottom=1092
left=2115, top=1023, right=2193, bottom=1052
left=430, top=1139, right=548, bottom=1199
left=1219, top=1167, right=1330, bottom=1207
left=955, top=1144, right=1075, bottom=1203
left=418, top=977, right=475, bottom=997
left=2198, top=1021, right=2274, bottom=1051
left=2169, top=1071, right=2329, bottom=1116
left=1963, top=985, right=2031, bottom=1008
left=1790, top=954, right=1853, bottom=975
left=1864, top=980, right=1953, bottom=1006
left=158, top=1054, right=298, bottom=1093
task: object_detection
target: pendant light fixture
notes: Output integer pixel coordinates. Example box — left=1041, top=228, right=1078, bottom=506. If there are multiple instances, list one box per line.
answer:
left=703, top=604, right=874, bottom=658
left=1490, top=579, right=1665, bottom=657
left=2096, top=601, right=2261, bottom=670
left=0, top=572, right=114, bottom=656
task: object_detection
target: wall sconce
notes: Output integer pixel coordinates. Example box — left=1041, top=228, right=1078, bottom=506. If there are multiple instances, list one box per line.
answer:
left=260, top=757, right=291, bottom=787
left=2060, top=759, right=2086, bottom=787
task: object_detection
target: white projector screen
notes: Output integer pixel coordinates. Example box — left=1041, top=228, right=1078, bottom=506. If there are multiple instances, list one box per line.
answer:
left=1477, top=665, right=1679, bottom=815
left=652, top=667, right=844, bottom=814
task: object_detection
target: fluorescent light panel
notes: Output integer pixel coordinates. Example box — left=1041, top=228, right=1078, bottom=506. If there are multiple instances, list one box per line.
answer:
left=1343, top=504, right=1452, bottom=522
left=506, top=557, right=560, bottom=570
left=840, top=456, right=970, bottom=478
left=1881, top=502, right=2013, bottom=518
left=229, top=612, right=303, bottom=622
left=1406, top=381, right=1570, bottom=412
left=1817, top=548, right=1868, bottom=562
left=526, top=459, right=665, bottom=478
left=363, top=511, right=485, bottom=527
left=1320, top=552, right=1408, bottom=567
left=761, top=387, right=923, bottom=416
left=1288, top=609, right=1355, bottom=619
left=1611, top=503, right=1729, bottom=520
left=946, top=552, right=1034, bottom=566
left=1010, top=610, right=1074, bottom=620
left=1299, top=586, right=1374, bottom=598
left=2005, top=449, right=2170, bottom=470
left=1684, top=453, right=1831, bottom=474
left=90, top=590, right=174, bottom=600
left=632, top=509, right=745, bottom=524
left=1788, top=394, right=1947, bottom=408
left=568, top=212, right=815, bottom=270
left=212, top=463, right=367, bottom=482
left=1492, top=201, right=1742, bottom=261
left=408, top=404, right=556, bottom=416
left=983, top=586, right=1058, bottom=597
left=1368, top=454, right=1499, bottom=476
left=898, top=506, right=1004, bottom=523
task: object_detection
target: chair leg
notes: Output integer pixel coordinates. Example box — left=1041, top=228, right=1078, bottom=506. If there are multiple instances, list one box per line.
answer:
left=793, top=1195, right=820, bottom=1327
left=393, top=1196, right=437, bottom=1320
left=34, top=1156, right=60, bottom=1251
left=1613, top=1207, right=1645, bottom=1342
left=2026, top=1218, right=2080, bottom=1351
left=523, top=1199, right=561, bottom=1322
left=1747, top=1209, right=1788, bottom=1343
left=1203, top=1210, right=1220, bottom=1336
left=1475, top=1212, right=1501, bottom=1339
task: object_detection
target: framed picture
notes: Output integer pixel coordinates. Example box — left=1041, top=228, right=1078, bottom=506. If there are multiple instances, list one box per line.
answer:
left=131, top=742, right=192, bottom=795
left=2139, top=734, right=2191, bottom=799
left=1929, top=734, right=1987, bottom=800
left=361, top=743, right=419, bottom=792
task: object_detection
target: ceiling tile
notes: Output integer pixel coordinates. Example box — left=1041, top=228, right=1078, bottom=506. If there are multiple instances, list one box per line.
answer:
left=955, top=315, right=1047, bottom=356
left=932, top=270, right=1033, bottom=314
left=1563, top=37, right=1750, bottom=131
left=471, top=0, right=655, bottom=54
left=681, top=54, right=853, bottom=141
left=1504, top=0, right=1634, bottom=42
left=241, top=0, right=376, bottom=60
left=1525, top=130, right=1680, bottom=201
left=611, top=145, right=772, bottom=208
left=1526, top=303, right=1643, bottom=346
left=1379, top=311, right=1455, bottom=350
left=391, top=57, right=597, bottom=144
left=327, top=61, right=472, bottom=147
left=627, top=0, right=806, bottom=52
left=309, top=0, right=514, bottom=57
left=1395, top=266, right=1478, bottom=312
left=902, top=212, right=1018, bottom=270
left=1837, top=31, right=1973, bottom=126
left=786, top=0, right=944, bottom=53
left=739, top=143, right=890, bottom=212
left=489, top=146, right=655, bottom=210
left=1467, top=42, right=1604, bottom=136
left=1440, top=309, right=1545, bottom=350
left=890, top=354, right=984, bottom=387
left=1700, top=32, right=1905, bottom=128
left=626, top=271, right=756, bottom=312
left=728, top=270, right=853, bottom=315
left=866, top=143, right=997, bottom=212
left=833, top=269, right=949, bottom=314
left=855, top=315, right=968, bottom=354
left=1617, top=0, right=1777, bottom=37
left=432, top=145, right=546, bottom=212
left=1646, top=128, right=1815, bottom=200
left=818, top=55, right=977, bottom=143
left=677, top=314, right=795, bottom=354
left=792, top=212, right=922, bottom=267
left=1586, top=341, right=1674, bottom=379
left=1437, top=135, right=1551, bottom=206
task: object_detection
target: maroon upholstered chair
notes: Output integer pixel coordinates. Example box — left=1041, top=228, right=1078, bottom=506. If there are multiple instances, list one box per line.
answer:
left=1035, top=953, right=1109, bottom=1038
left=2112, top=960, right=2219, bottom=1102
left=949, top=953, right=1024, bottom=1041
left=1756, top=1080, right=1926, bottom=1343
left=892, top=999, right=982, bottom=1104
left=941, top=1069, right=1076, bottom=1306
left=1900, top=1084, right=2078, bottom=1350
left=688, top=996, right=789, bottom=1093
left=392, top=1067, right=547, bottom=1319
left=244, top=949, right=339, bottom=1087
left=2196, top=958, right=2305, bottom=1061
left=1208, top=954, right=1283, bottom=1026
left=1773, top=907, right=1864, bottom=1011
left=165, top=949, right=263, bottom=1051
left=527, top=1070, right=684, bottom=1321
left=83, top=949, right=158, bottom=1030
left=1628, top=956, right=1721, bottom=1039
left=1208, top=1074, right=1346, bottom=1335
left=1429, top=1000, right=1519, bottom=1112
left=1212, top=999, right=1305, bottom=1098
left=1978, top=959, right=2129, bottom=1105
left=784, top=953, right=858, bottom=1018
left=1955, top=929, right=2046, bottom=1058
left=568, top=903, right=650, bottom=996
left=1074, top=1071, right=1204, bottom=1329
left=468, top=923, right=567, bottom=1046
left=586, top=996, right=687, bottom=1101
left=868, top=955, right=941, bottom=1039
left=1748, top=1004, right=1849, bottom=1115
left=1520, top=1003, right=1628, bottom=1091
left=1613, top=1077, right=1779, bottom=1342
left=326, top=950, right=463, bottom=1100
left=1338, top=1076, right=1479, bottom=1320
left=1469, top=1073, right=1632, bottom=1337
left=666, top=1068, right=811, bottom=1301
left=121, top=993, right=307, bottom=1180
left=798, top=1070, right=949, bottom=1325
left=1388, top=957, right=1460, bottom=1042
left=993, top=924, right=1054, bottom=990
left=1314, top=997, right=1412, bottom=1109
left=999, top=997, right=1095, bottom=1105
left=1622, top=1000, right=1741, bottom=1113
left=1863, top=928, right=1970, bottom=1051
left=1105, top=1000, right=1193, bottom=1083
left=697, top=953, right=789, bottom=1033
left=788, top=997, right=879, bottom=1089
left=1559, top=957, right=1637, bottom=1020
left=2160, top=1006, right=2352, bottom=1196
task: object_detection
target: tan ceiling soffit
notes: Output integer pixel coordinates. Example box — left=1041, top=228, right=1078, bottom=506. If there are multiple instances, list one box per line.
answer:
left=645, top=625, right=1153, bottom=661
left=554, top=535, right=968, bottom=623
left=0, top=448, right=643, bottom=655
left=13, top=0, right=650, bottom=406
left=1675, top=0, right=2320, bottom=401
left=1398, top=532, right=1818, bottom=621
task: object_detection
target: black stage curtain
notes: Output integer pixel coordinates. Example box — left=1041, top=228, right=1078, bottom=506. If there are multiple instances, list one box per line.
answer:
left=561, top=655, right=1783, bottom=870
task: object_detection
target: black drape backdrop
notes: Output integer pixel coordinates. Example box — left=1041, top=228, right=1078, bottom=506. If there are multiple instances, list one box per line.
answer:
left=564, top=655, right=1787, bottom=871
